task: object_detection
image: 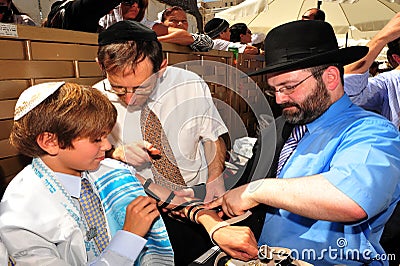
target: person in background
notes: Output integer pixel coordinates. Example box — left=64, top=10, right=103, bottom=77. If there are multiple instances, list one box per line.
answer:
left=159, top=6, right=213, bottom=52
left=369, top=61, right=380, bottom=77
left=204, top=18, right=259, bottom=54
left=44, top=0, right=122, bottom=32
left=230, top=23, right=252, bottom=44
left=160, top=6, right=189, bottom=30
left=204, top=18, right=230, bottom=42
left=387, top=48, right=398, bottom=69
left=98, top=0, right=212, bottom=51
left=0, top=0, right=36, bottom=26
left=98, top=0, right=150, bottom=30
left=251, top=32, right=266, bottom=50
left=301, top=7, right=325, bottom=21
left=208, top=20, right=400, bottom=265
left=344, top=12, right=400, bottom=128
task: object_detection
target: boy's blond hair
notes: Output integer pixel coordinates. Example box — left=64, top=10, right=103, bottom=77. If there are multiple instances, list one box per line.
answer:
left=10, top=82, right=117, bottom=157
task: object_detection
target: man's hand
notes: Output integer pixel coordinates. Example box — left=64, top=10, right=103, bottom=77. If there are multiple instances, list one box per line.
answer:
left=213, top=225, right=259, bottom=261
left=112, top=141, right=159, bottom=166
left=204, top=176, right=226, bottom=203
left=207, top=184, right=259, bottom=217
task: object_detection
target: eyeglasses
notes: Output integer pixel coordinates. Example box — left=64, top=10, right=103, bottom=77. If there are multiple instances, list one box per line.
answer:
left=269, top=68, right=327, bottom=96
left=103, top=79, right=154, bottom=96
left=121, top=0, right=139, bottom=6
left=272, top=73, right=314, bottom=95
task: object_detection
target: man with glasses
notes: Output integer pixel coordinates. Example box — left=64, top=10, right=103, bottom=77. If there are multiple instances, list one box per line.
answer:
left=209, top=20, right=400, bottom=265
left=94, top=20, right=230, bottom=265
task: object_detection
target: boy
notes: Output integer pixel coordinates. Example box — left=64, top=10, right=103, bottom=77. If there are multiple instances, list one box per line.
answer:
left=0, top=82, right=172, bottom=265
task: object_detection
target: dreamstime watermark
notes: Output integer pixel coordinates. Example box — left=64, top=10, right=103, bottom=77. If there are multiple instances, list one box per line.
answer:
left=258, top=238, right=397, bottom=263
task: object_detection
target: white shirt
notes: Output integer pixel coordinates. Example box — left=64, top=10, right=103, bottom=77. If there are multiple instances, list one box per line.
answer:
left=94, top=66, right=228, bottom=186
left=212, top=39, right=247, bottom=53
left=98, top=4, right=156, bottom=31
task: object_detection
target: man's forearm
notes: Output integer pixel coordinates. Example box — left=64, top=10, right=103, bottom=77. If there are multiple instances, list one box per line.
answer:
left=204, top=137, right=226, bottom=183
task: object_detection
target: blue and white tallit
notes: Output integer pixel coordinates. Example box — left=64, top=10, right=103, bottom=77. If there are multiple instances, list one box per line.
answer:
left=88, top=159, right=174, bottom=266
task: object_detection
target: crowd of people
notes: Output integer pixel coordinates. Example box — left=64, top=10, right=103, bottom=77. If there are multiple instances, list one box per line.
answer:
left=0, top=2, right=400, bottom=266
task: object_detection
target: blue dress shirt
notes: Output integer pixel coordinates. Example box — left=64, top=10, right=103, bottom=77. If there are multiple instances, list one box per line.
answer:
left=258, top=95, right=400, bottom=265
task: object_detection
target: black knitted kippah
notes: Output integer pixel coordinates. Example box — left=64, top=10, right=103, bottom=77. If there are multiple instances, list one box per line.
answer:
left=98, top=20, right=157, bottom=45
left=204, top=18, right=229, bottom=39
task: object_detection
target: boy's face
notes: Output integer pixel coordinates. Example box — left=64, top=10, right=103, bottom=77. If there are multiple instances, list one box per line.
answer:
left=56, top=136, right=111, bottom=176
left=163, top=10, right=189, bottom=31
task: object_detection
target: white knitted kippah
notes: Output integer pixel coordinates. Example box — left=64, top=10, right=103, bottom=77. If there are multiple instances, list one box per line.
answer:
left=14, top=81, right=65, bottom=121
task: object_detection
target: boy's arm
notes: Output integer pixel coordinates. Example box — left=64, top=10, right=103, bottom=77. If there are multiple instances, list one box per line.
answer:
left=157, top=27, right=196, bottom=46
left=0, top=224, right=142, bottom=265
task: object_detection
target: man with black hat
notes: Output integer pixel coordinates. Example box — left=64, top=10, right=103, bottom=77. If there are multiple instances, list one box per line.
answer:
left=209, top=20, right=400, bottom=265
left=94, top=20, right=260, bottom=265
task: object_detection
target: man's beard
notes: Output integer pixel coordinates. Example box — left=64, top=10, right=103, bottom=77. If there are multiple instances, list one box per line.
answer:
left=280, top=80, right=331, bottom=124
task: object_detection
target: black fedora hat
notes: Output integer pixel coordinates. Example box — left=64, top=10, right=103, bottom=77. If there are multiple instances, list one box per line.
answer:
left=248, top=20, right=368, bottom=76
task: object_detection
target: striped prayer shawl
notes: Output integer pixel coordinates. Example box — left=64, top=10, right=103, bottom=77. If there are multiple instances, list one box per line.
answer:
left=91, top=159, right=174, bottom=265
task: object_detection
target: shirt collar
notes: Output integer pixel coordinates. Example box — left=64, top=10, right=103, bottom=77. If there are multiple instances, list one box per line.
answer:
left=55, top=172, right=81, bottom=198
left=146, top=70, right=164, bottom=105
left=307, top=94, right=353, bottom=134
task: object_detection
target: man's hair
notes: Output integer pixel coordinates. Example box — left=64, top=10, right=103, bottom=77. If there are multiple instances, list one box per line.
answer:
left=230, top=23, right=248, bottom=43
left=386, top=48, right=398, bottom=68
left=309, top=63, right=344, bottom=85
left=10, top=83, right=117, bottom=157
left=97, top=40, right=163, bottom=75
left=302, top=8, right=325, bottom=21
left=313, top=9, right=325, bottom=21
left=388, top=37, right=400, bottom=57
left=161, top=6, right=184, bottom=22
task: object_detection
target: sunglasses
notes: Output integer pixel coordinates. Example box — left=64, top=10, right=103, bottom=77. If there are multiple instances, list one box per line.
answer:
left=0, top=6, right=9, bottom=15
left=121, top=0, right=139, bottom=6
